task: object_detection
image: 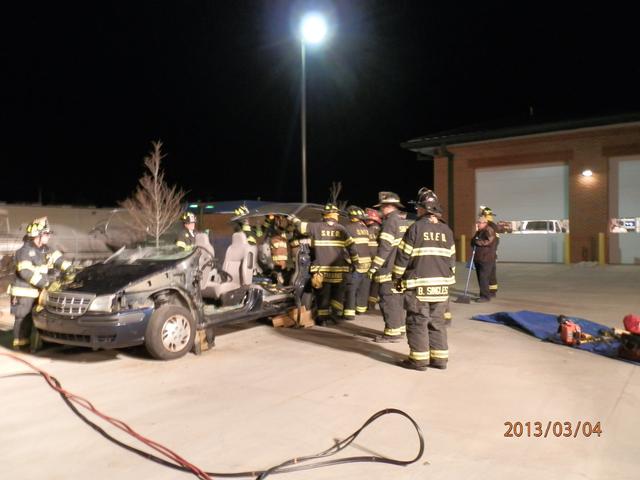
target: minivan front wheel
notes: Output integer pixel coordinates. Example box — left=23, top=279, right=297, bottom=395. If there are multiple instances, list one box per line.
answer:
left=145, top=305, right=195, bottom=360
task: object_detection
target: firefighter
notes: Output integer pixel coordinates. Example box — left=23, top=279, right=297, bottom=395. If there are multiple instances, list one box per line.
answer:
left=9, top=217, right=72, bottom=350
left=176, top=212, right=198, bottom=250
left=264, top=214, right=291, bottom=285
left=342, top=206, right=372, bottom=319
left=479, top=206, right=499, bottom=297
left=392, top=189, right=456, bottom=371
left=368, top=192, right=412, bottom=342
left=359, top=208, right=382, bottom=312
left=232, top=205, right=257, bottom=245
left=290, top=204, right=359, bottom=325
left=415, top=189, right=453, bottom=326
left=471, top=214, right=498, bottom=302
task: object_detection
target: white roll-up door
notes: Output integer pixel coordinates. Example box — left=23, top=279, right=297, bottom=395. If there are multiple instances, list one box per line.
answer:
left=475, top=164, right=569, bottom=262
left=609, top=156, right=640, bottom=264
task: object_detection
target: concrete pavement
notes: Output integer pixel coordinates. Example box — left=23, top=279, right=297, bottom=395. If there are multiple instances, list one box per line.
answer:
left=1, top=262, right=639, bottom=479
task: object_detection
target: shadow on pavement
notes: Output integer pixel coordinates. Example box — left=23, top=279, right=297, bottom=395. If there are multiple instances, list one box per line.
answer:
left=273, top=322, right=406, bottom=366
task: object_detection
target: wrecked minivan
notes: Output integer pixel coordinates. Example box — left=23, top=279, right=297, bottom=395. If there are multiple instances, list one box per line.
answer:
left=33, top=232, right=310, bottom=360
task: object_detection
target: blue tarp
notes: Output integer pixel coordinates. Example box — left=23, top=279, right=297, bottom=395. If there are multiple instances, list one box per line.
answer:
left=472, top=310, right=639, bottom=365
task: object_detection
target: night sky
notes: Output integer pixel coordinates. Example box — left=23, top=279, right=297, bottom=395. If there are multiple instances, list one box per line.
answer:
left=2, top=1, right=639, bottom=209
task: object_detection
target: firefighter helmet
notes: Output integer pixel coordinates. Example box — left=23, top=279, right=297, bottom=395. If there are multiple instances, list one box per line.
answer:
left=181, top=212, right=197, bottom=224
left=26, top=217, right=51, bottom=237
left=373, top=191, right=404, bottom=208
left=322, top=203, right=340, bottom=220
left=415, top=188, right=442, bottom=215
left=346, top=205, right=366, bottom=220
left=479, top=205, right=494, bottom=218
left=233, top=205, right=250, bottom=217
left=365, top=208, right=382, bottom=225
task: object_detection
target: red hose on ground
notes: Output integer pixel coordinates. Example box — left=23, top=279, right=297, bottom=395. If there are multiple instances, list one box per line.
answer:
left=0, top=352, right=212, bottom=480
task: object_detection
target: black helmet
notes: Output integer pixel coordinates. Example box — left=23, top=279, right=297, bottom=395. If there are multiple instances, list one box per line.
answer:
left=323, top=203, right=339, bottom=214
left=415, top=188, right=442, bottom=215
left=322, top=203, right=340, bottom=221
left=346, top=205, right=366, bottom=220
left=181, top=212, right=197, bottom=224
left=373, top=191, right=404, bottom=208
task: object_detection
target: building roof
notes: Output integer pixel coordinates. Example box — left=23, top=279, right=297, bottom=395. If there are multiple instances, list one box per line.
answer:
left=401, top=112, right=640, bottom=154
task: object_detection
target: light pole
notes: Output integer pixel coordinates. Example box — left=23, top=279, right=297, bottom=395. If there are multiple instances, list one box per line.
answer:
left=299, top=13, right=328, bottom=203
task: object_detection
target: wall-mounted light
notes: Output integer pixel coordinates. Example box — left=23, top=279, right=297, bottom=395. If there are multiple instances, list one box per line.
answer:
left=581, top=169, right=593, bottom=177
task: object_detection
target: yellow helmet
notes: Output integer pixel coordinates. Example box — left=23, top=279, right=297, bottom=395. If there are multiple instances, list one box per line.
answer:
left=26, top=217, right=51, bottom=237
left=233, top=205, right=250, bottom=217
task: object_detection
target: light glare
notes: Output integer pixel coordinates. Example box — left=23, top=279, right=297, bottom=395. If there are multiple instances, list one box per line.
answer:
left=582, top=169, right=593, bottom=177
left=301, top=13, right=328, bottom=44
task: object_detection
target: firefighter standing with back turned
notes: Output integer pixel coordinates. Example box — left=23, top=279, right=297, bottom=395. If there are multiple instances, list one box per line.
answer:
left=9, top=217, right=72, bottom=350
left=342, top=206, right=372, bottom=320
left=360, top=207, right=382, bottom=311
left=368, top=192, right=412, bottom=342
left=392, top=189, right=456, bottom=371
left=290, top=204, right=359, bottom=325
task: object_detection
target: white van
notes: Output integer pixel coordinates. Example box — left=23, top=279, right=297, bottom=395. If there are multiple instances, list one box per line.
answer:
left=516, top=220, right=567, bottom=234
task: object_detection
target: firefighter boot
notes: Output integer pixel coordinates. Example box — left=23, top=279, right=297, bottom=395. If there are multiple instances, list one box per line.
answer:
left=398, top=358, right=428, bottom=371
left=373, top=333, right=406, bottom=343
left=12, top=338, right=30, bottom=351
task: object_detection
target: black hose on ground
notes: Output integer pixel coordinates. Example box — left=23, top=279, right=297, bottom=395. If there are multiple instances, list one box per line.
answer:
left=3, top=354, right=425, bottom=479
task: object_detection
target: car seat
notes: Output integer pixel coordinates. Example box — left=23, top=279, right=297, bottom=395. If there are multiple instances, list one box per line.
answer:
left=203, top=232, right=255, bottom=299
left=194, top=233, right=216, bottom=291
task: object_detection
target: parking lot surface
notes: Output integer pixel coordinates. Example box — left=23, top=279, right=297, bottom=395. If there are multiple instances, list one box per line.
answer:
left=1, top=262, right=639, bottom=480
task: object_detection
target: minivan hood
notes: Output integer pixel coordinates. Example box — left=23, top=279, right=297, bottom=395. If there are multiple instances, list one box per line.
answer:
left=65, top=261, right=180, bottom=295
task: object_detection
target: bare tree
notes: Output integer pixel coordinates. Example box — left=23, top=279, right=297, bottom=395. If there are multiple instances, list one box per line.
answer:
left=120, top=141, right=185, bottom=247
left=328, top=181, right=348, bottom=210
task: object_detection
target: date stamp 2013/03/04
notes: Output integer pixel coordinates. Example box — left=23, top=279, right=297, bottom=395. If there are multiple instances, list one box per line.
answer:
left=504, top=421, right=603, bottom=438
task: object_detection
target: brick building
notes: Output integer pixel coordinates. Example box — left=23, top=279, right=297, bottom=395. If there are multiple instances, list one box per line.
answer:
left=402, top=113, right=640, bottom=264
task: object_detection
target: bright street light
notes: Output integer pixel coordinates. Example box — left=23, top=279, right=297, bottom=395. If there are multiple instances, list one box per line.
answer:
left=299, top=12, right=328, bottom=203
left=300, top=13, right=328, bottom=44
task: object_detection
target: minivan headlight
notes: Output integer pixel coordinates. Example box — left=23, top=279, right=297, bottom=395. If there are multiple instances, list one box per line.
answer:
left=88, top=295, right=116, bottom=313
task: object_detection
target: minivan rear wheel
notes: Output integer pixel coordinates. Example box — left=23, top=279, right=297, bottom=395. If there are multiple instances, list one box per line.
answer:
left=145, top=305, right=195, bottom=360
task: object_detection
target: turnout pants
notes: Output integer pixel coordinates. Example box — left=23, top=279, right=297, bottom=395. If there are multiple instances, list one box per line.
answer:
left=11, top=296, right=36, bottom=346
left=316, top=281, right=345, bottom=321
left=404, top=290, right=448, bottom=367
left=355, top=273, right=371, bottom=314
left=489, top=261, right=498, bottom=296
left=474, top=260, right=493, bottom=299
left=368, top=280, right=380, bottom=307
left=378, top=281, right=406, bottom=337
left=343, top=272, right=365, bottom=318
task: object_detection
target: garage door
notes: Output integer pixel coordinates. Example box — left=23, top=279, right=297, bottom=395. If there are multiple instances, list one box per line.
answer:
left=609, top=156, right=640, bottom=264
left=476, top=164, right=569, bottom=262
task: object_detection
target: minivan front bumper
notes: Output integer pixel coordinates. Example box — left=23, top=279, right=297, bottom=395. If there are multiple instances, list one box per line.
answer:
left=33, top=307, right=153, bottom=350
